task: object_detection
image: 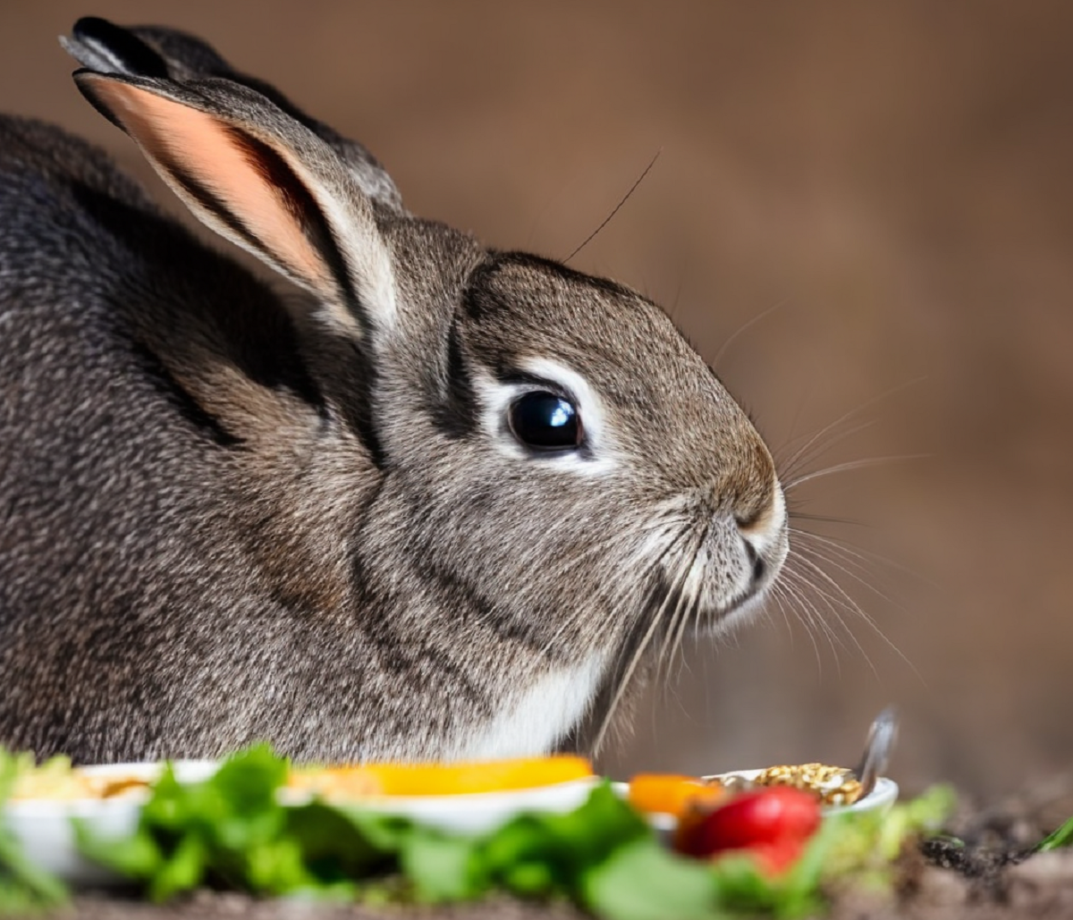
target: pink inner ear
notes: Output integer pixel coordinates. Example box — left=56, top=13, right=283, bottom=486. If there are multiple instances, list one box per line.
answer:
left=86, top=78, right=333, bottom=295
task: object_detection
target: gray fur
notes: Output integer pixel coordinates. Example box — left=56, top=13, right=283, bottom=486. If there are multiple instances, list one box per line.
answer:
left=0, top=20, right=788, bottom=764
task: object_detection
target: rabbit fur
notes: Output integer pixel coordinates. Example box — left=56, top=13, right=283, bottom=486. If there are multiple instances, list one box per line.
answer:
left=0, top=19, right=789, bottom=764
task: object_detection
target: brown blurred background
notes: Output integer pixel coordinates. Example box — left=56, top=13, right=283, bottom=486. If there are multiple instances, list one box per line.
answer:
left=2, top=1, right=1071, bottom=799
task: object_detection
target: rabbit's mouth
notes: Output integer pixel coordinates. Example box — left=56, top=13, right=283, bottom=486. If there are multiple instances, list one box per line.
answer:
left=654, top=489, right=788, bottom=636
left=644, top=558, right=775, bottom=643
left=724, top=532, right=790, bottom=626
left=715, top=572, right=784, bottom=633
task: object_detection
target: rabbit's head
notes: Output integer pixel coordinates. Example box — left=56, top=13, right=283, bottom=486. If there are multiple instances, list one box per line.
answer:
left=71, top=26, right=787, bottom=754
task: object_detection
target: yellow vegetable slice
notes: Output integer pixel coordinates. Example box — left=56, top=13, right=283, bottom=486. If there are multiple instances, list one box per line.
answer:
left=288, top=754, right=594, bottom=799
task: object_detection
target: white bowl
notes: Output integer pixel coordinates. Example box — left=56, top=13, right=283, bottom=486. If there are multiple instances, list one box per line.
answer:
left=616, top=769, right=900, bottom=835
left=4, top=761, right=216, bottom=884
left=2, top=760, right=598, bottom=885
left=3, top=762, right=897, bottom=886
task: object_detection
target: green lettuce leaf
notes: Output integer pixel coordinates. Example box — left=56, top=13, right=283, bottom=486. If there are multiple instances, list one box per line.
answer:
left=67, top=744, right=956, bottom=919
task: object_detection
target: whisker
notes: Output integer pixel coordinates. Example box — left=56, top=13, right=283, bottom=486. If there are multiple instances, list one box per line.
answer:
left=788, top=511, right=869, bottom=528
left=790, top=526, right=935, bottom=588
left=655, top=525, right=708, bottom=691
left=778, top=419, right=877, bottom=485
left=521, top=514, right=675, bottom=582
left=775, top=568, right=824, bottom=646
left=564, top=150, right=661, bottom=264
left=712, top=300, right=788, bottom=370
left=778, top=568, right=842, bottom=672
left=673, top=579, right=708, bottom=682
left=523, top=518, right=687, bottom=663
left=789, top=545, right=923, bottom=682
left=789, top=566, right=854, bottom=652
left=591, top=528, right=694, bottom=753
left=790, top=552, right=880, bottom=629
left=782, top=565, right=863, bottom=675
left=785, top=454, right=928, bottom=491
left=790, top=533, right=905, bottom=609
left=668, top=558, right=705, bottom=689
left=667, top=237, right=693, bottom=323
left=768, top=580, right=815, bottom=664
left=657, top=588, right=702, bottom=726
left=785, top=579, right=832, bottom=674
left=776, top=377, right=925, bottom=479
left=654, top=570, right=693, bottom=693
left=790, top=549, right=916, bottom=685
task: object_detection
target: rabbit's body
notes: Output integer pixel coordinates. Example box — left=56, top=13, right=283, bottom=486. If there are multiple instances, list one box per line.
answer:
left=0, top=20, right=789, bottom=764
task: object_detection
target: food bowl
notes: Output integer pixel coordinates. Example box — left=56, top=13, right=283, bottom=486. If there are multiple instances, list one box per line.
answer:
left=2, top=760, right=599, bottom=884
left=3, top=760, right=897, bottom=885
left=618, top=768, right=899, bottom=835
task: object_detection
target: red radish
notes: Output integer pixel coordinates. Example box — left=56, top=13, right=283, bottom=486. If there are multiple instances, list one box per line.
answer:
left=742, top=840, right=808, bottom=875
left=675, top=786, right=822, bottom=873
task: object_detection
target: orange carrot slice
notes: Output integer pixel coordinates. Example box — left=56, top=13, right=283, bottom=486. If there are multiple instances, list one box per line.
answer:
left=628, top=773, right=725, bottom=817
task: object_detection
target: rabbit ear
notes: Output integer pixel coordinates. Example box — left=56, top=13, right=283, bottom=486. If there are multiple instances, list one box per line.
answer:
left=75, top=70, right=396, bottom=338
left=62, top=18, right=403, bottom=212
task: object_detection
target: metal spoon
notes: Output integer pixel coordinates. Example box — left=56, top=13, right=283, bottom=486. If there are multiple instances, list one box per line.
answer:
left=852, top=706, right=898, bottom=800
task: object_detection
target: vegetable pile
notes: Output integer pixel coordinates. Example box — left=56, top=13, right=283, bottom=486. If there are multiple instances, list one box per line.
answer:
left=1, top=745, right=958, bottom=919
left=675, top=787, right=822, bottom=874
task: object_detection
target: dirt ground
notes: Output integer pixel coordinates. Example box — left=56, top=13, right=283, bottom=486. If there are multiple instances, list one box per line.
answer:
left=59, top=852, right=1073, bottom=919
left=52, top=832, right=1073, bottom=920
left=62, top=857, right=1073, bottom=919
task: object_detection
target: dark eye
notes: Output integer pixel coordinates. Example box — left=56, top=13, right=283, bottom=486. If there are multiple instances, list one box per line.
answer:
left=508, top=391, right=582, bottom=451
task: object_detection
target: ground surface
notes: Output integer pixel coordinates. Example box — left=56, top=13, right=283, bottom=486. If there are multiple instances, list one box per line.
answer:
left=46, top=778, right=1073, bottom=919
left=59, top=853, right=1073, bottom=920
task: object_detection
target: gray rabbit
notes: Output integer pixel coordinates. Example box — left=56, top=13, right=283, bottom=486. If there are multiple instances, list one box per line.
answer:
left=0, top=19, right=788, bottom=764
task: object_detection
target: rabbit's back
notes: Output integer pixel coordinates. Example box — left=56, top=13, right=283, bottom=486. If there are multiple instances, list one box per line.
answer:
left=0, top=117, right=361, bottom=762
left=0, top=116, right=212, bottom=593
left=0, top=117, right=226, bottom=754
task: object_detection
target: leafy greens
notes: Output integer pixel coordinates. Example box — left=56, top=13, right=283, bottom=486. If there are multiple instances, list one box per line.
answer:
left=0, top=744, right=956, bottom=919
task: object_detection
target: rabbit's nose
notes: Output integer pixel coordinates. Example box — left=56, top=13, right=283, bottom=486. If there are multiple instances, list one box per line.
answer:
left=734, top=480, right=789, bottom=590
left=733, top=485, right=779, bottom=542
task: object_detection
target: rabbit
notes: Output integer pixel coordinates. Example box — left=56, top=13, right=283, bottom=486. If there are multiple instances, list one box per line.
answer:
left=0, top=18, right=789, bottom=765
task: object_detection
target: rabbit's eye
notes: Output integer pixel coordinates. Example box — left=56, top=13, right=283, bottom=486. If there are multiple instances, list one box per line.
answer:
left=508, top=392, right=582, bottom=451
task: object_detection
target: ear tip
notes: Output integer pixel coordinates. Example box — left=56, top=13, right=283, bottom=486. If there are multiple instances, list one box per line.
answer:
left=69, top=17, right=171, bottom=79
left=72, top=16, right=114, bottom=37
left=73, top=70, right=128, bottom=130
